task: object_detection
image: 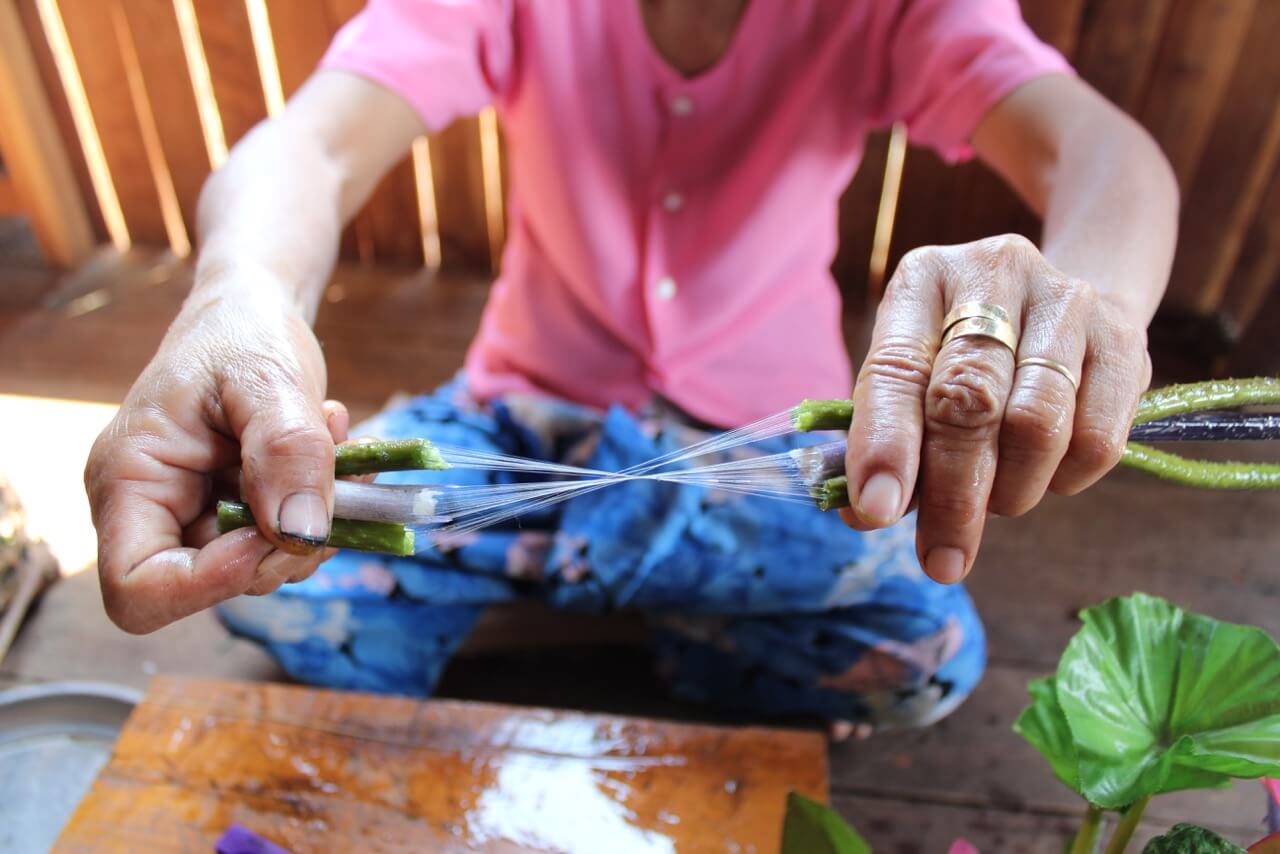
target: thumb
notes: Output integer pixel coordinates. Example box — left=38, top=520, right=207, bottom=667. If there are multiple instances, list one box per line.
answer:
left=232, top=381, right=335, bottom=554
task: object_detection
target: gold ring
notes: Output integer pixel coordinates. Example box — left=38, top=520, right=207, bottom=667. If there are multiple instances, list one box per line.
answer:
left=940, top=315, right=1017, bottom=354
left=943, top=301, right=1012, bottom=334
left=1016, top=356, right=1079, bottom=392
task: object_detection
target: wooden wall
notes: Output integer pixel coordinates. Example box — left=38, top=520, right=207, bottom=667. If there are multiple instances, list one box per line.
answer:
left=4, top=0, right=1279, bottom=366
left=839, top=0, right=1280, bottom=367
left=6, top=0, right=500, bottom=272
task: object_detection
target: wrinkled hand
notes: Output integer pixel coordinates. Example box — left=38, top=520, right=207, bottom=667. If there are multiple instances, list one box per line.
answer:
left=85, top=278, right=344, bottom=633
left=843, top=234, right=1151, bottom=584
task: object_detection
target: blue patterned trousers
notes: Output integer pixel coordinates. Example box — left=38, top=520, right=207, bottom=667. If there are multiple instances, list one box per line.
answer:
left=217, top=378, right=985, bottom=728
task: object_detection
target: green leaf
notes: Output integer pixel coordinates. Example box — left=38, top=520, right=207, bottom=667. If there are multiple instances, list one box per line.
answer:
left=781, top=792, right=871, bottom=854
left=1013, top=676, right=1081, bottom=793
left=1142, top=823, right=1247, bottom=853
left=1055, top=593, right=1280, bottom=809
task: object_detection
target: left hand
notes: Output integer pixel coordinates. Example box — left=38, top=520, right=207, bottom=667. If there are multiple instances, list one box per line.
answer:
left=842, top=234, right=1152, bottom=584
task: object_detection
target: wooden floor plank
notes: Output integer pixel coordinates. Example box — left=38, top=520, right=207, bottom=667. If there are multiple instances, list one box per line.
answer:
left=828, top=664, right=1264, bottom=837
left=831, top=793, right=1262, bottom=854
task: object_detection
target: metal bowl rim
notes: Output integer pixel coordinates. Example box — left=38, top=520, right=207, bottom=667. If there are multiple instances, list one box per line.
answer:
left=0, top=680, right=143, bottom=709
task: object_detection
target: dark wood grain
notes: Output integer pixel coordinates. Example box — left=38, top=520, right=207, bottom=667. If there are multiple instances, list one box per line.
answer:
left=14, top=0, right=107, bottom=241
left=362, top=156, right=426, bottom=267
left=1072, top=0, right=1173, bottom=111
left=1223, top=161, right=1280, bottom=341
left=831, top=794, right=1227, bottom=853
left=191, top=0, right=268, bottom=148
left=1162, top=0, right=1280, bottom=313
left=1135, top=0, right=1256, bottom=189
left=117, top=0, right=212, bottom=241
left=430, top=117, right=493, bottom=271
left=828, top=663, right=1263, bottom=837
left=832, top=130, right=889, bottom=306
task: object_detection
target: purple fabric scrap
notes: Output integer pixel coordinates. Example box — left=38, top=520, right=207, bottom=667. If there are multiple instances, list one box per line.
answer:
left=215, top=824, right=292, bottom=854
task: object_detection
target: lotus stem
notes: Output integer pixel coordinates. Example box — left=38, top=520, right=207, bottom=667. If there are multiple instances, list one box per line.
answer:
left=334, top=438, right=448, bottom=476
left=1133, top=377, right=1280, bottom=424
left=800, top=379, right=1280, bottom=510
left=1103, top=796, right=1150, bottom=854
left=1071, top=803, right=1105, bottom=854
left=216, top=500, right=415, bottom=556
left=792, top=399, right=854, bottom=432
left=1121, top=443, right=1280, bottom=489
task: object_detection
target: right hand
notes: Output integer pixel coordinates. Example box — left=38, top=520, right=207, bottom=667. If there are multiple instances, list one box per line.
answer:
left=85, top=272, right=342, bottom=633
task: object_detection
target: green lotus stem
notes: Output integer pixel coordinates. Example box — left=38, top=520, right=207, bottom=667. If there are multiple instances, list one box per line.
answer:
left=810, top=475, right=848, bottom=511
left=1071, top=803, right=1105, bottom=854
left=216, top=500, right=416, bottom=557
left=792, top=399, right=855, bottom=432
left=1122, top=443, right=1280, bottom=489
left=802, top=378, right=1280, bottom=510
left=334, top=439, right=448, bottom=476
left=1103, top=795, right=1150, bottom=854
left=1133, top=377, right=1280, bottom=424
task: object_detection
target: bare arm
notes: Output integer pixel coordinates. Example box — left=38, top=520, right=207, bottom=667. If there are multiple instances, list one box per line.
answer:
left=194, top=70, right=425, bottom=317
left=86, top=71, right=426, bottom=632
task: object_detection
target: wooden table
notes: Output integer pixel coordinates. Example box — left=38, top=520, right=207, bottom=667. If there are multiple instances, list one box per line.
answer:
left=55, top=676, right=828, bottom=853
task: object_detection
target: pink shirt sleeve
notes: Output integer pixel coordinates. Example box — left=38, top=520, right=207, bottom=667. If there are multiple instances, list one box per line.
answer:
left=320, top=0, right=514, bottom=132
left=881, top=0, right=1074, bottom=163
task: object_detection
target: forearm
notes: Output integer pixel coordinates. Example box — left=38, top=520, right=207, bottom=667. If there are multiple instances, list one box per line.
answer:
left=192, top=119, right=347, bottom=320
left=186, top=71, right=424, bottom=322
left=1037, top=115, right=1177, bottom=325
left=975, top=76, right=1179, bottom=327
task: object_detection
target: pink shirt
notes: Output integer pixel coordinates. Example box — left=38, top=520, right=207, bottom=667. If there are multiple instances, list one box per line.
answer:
left=324, top=1, right=1070, bottom=426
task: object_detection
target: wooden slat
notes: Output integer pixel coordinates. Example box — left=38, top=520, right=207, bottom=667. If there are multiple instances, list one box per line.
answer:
left=49, top=0, right=169, bottom=245
left=1018, top=0, right=1087, bottom=58
left=832, top=794, right=1206, bottom=853
left=266, top=0, right=337, bottom=96
left=14, top=0, right=106, bottom=242
left=1072, top=0, right=1173, bottom=111
left=117, top=0, right=211, bottom=239
left=1228, top=253, right=1280, bottom=377
left=1222, top=161, right=1280, bottom=341
left=362, top=156, right=425, bottom=267
left=0, top=175, right=16, bottom=215
left=832, top=130, right=889, bottom=306
left=1162, top=0, right=1280, bottom=314
left=191, top=0, right=268, bottom=149
left=429, top=116, right=491, bottom=270
left=1135, top=0, right=1257, bottom=189
left=0, top=0, right=93, bottom=264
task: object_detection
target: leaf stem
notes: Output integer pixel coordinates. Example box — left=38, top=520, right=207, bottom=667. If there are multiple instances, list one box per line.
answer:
left=1071, top=804, right=1105, bottom=854
left=1103, top=796, right=1151, bottom=854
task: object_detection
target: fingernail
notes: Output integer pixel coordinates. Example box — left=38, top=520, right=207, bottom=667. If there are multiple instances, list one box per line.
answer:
left=857, top=473, right=902, bottom=524
left=925, top=547, right=967, bottom=584
left=279, top=491, right=329, bottom=547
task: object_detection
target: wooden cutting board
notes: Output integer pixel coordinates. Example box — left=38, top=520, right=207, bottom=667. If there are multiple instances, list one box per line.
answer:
left=55, top=676, right=828, bottom=853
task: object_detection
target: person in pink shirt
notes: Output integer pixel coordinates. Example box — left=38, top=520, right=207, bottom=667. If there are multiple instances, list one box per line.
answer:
left=85, top=1, right=1176, bottom=731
